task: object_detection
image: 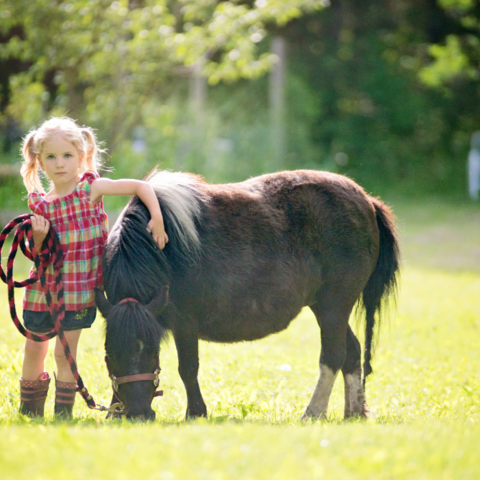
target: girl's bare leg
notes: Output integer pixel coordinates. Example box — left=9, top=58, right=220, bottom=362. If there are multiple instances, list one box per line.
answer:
left=54, top=330, right=82, bottom=382
left=22, top=337, right=49, bottom=380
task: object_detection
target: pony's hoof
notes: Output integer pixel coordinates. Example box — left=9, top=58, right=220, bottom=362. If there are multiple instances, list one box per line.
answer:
left=301, top=408, right=326, bottom=421
left=344, top=401, right=373, bottom=420
left=185, top=408, right=208, bottom=420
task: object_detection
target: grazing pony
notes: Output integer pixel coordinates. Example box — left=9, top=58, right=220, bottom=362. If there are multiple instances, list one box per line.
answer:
left=95, top=169, right=399, bottom=420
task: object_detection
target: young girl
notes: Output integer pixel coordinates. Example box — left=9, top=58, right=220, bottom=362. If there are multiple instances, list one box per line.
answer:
left=18, top=116, right=168, bottom=418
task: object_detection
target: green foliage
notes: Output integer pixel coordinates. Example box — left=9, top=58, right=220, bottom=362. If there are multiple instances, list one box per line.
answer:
left=419, top=0, right=480, bottom=87
left=420, top=36, right=474, bottom=88
left=0, top=175, right=25, bottom=210
left=0, top=0, right=328, bottom=209
left=0, top=0, right=326, bottom=143
left=0, top=144, right=26, bottom=210
left=282, top=3, right=480, bottom=196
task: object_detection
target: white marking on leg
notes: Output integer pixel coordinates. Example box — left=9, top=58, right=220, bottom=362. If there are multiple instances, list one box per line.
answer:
left=343, top=371, right=365, bottom=418
left=302, top=364, right=338, bottom=419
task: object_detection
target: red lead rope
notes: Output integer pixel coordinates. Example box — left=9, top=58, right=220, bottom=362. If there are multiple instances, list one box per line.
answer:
left=0, top=215, right=101, bottom=410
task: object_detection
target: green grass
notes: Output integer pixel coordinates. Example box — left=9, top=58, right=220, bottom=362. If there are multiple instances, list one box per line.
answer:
left=0, top=198, right=479, bottom=479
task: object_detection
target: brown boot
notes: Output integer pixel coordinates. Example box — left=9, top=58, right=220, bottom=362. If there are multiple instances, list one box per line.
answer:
left=19, top=372, right=51, bottom=417
left=54, top=376, right=77, bottom=419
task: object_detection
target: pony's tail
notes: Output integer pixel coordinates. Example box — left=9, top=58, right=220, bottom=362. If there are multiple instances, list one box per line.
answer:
left=361, top=197, right=400, bottom=388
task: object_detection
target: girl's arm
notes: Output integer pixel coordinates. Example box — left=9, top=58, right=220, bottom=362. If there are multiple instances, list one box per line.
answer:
left=90, top=178, right=168, bottom=249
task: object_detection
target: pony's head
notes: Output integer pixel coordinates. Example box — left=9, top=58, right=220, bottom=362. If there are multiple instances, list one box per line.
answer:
left=95, top=287, right=169, bottom=420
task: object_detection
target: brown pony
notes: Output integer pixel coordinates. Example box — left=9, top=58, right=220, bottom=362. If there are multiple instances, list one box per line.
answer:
left=95, top=169, right=399, bottom=420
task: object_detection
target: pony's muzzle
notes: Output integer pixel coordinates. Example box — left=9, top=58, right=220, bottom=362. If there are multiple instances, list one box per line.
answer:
left=125, top=407, right=155, bottom=421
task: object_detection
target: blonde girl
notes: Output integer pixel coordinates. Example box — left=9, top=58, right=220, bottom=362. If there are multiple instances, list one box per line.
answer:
left=18, top=116, right=168, bottom=418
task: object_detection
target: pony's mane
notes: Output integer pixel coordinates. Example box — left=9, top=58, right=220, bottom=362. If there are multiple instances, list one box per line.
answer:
left=105, top=303, right=168, bottom=355
left=146, top=169, right=207, bottom=253
left=102, top=169, right=206, bottom=305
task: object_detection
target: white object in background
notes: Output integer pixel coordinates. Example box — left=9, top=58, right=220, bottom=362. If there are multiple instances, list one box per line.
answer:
left=468, top=149, right=480, bottom=200
left=468, top=131, right=480, bottom=200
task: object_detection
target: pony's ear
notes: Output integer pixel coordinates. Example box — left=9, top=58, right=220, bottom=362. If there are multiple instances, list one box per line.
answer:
left=147, top=285, right=169, bottom=317
left=95, top=287, right=113, bottom=318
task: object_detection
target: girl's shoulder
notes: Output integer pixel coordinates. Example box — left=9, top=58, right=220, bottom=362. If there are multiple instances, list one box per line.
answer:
left=78, top=170, right=100, bottom=186
left=27, top=192, right=46, bottom=214
left=76, top=171, right=100, bottom=194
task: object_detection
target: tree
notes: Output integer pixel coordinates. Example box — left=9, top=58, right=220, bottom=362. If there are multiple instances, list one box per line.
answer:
left=0, top=0, right=327, bottom=149
left=420, top=0, right=480, bottom=88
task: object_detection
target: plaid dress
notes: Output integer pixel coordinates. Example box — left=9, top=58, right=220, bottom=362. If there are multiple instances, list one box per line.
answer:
left=23, top=171, right=109, bottom=312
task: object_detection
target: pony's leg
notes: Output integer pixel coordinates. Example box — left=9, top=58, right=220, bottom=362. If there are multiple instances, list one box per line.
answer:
left=302, top=300, right=351, bottom=420
left=172, top=323, right=207, bottom=419
left=342, top=326, right=369, bottom=418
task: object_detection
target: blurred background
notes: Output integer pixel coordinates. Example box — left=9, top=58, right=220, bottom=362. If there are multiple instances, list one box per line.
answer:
left=1, top=0, right=480, bottom=212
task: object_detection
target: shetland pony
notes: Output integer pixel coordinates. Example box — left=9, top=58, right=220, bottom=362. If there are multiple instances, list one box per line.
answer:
left=95, top=170, right=399, bottom=420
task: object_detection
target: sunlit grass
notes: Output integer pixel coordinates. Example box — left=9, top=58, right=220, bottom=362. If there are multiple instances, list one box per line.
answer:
left=0, top=199, right=479, bottom=479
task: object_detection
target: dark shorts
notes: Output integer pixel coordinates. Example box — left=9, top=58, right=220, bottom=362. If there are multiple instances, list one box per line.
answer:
left=23, top=307, right=97, bottom=333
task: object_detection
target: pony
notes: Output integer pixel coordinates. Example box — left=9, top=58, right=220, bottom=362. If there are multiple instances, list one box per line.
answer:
left=95, top=169, right=399, bottom=420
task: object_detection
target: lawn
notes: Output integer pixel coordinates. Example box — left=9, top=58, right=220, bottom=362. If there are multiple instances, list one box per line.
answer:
left=0, top=198, right=479, bottom=479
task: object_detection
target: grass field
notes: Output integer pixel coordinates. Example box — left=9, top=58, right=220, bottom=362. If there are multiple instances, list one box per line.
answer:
left=0, top=198, right=479, bottom=479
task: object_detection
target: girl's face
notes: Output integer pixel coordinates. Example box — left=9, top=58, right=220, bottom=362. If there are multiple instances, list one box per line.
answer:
left=39, top=135, right=83, bottom=191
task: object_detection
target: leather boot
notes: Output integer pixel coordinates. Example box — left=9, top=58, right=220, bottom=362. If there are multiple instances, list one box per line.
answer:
left=54, top=376, right=77, bottom=419
left=19, top=372, right=51, bottom=417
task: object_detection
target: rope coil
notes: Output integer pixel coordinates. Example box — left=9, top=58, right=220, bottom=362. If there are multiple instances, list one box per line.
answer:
left=0, top=214, right=116, bottom=411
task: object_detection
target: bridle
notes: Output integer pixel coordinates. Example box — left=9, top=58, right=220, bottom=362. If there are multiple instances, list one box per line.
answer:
left=111, top=368, right=164, bottom=397
left=108, top=297, right=164, bottom=412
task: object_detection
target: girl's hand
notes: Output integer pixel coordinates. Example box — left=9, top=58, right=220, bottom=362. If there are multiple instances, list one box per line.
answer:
left=147, top=218, right=169, bottom=250
left=30, top=214, right=50, bottom=251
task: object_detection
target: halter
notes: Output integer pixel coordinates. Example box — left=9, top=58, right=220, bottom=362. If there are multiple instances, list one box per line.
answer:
left=111, top=368, right=164, bottom=398
left=108, top=297, right=164, bottom=406
left=118, top=297, right=140, bottom=305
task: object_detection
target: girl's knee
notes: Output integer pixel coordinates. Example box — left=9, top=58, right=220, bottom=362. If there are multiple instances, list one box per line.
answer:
left=25, top=339, right=48, bottom=355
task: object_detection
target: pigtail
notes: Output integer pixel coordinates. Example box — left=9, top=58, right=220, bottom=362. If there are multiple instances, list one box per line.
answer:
left=80, top=127, right=102, bottom=174
left=20, top=130, right=45, bottom=193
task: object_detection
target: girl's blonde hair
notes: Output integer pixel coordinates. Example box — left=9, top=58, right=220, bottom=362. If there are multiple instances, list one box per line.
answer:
left=20, top=117, right=104, bottom=193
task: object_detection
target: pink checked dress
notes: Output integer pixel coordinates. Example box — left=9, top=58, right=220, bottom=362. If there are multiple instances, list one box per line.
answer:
left=23, top=171, right=109, bottom=312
